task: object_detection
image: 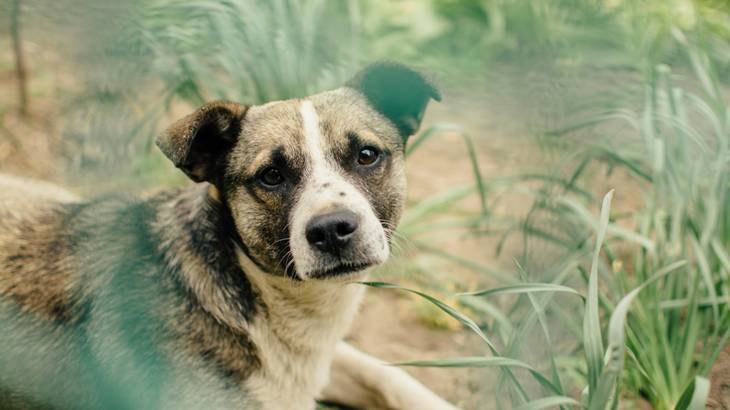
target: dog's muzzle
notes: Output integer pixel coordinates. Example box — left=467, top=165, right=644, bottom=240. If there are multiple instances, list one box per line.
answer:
left=305, top=210, right=359, bottom=256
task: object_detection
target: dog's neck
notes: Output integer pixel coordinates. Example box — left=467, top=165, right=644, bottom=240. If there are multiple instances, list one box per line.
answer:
left=236, top=247, right=365, bottom=350
left=236, top=248, right=365, bottom=406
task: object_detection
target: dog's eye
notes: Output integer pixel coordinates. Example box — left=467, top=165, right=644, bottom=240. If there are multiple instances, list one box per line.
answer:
left=259, top=167, right=284, bottom=187
left=357, top=147, right=380, bottom=166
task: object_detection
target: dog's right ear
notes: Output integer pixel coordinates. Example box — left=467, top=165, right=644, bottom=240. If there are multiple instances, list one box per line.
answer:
left=157, top=101, right=248, bottom=183
left=346, top=62, right=441, bottom=142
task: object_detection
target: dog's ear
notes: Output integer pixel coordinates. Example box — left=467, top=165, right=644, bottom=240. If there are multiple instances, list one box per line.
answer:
left=347, top=61, right=441, bottom=140
left=157, top=101, right=248, bottom=183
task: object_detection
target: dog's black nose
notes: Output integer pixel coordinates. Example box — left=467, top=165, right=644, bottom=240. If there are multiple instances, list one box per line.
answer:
left=305, top=210, right=359, bottom=254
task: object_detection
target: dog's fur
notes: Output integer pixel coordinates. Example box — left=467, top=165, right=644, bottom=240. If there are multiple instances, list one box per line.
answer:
left=0, top=63, right=455, bottom=409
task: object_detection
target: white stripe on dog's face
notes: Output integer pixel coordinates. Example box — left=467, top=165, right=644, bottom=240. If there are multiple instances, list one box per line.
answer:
left=289, top=101, right=389, bottom=280
left=301, top=101, right=326, bottom=170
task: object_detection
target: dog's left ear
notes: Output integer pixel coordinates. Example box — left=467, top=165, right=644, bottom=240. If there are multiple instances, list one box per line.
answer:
left=157, top=101, right=248, bottom=183
left=347, top=61, right=441, bottom=140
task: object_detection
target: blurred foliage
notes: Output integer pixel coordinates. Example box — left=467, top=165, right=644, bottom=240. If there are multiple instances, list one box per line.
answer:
left=467, top=35, right=730, bottom=409
left=131, top=0, right=363, bottom=105
left=3, top=0, right=730, bottom=185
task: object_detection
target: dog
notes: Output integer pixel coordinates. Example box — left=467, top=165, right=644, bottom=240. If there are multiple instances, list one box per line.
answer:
left=0, top=62, right=456, bottom=410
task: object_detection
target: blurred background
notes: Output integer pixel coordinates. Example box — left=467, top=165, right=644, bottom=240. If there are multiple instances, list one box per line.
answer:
left=1, top=0, right=730, bottom=409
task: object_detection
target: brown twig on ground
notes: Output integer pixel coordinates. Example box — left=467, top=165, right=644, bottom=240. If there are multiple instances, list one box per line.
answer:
left=10, top=0, right=29, bottom=117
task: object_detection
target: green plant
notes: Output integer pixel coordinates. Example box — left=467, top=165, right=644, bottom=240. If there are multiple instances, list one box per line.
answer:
left=360, top=22, right=729, bottom=408
left=477, top=39, right=730, bottom=408
left=29, top=0, right=364, bottom=187
left=133, top=0, right=363, bottom=105
left=374, top=134, right=697, bottom=409
left=366, top=191, right=711, bottom=409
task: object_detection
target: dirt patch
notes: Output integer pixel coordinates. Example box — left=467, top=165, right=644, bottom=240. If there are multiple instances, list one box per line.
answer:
left=347, top=290, right=491, bottom=410
left=709, top=345, right=730, bottom=409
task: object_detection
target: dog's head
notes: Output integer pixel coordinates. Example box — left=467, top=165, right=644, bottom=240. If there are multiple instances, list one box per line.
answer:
left=157, top=62, right=440, bottom=280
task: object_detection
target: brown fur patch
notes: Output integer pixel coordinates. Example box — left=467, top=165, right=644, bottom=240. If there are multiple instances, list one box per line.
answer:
left=0, top=186, right=81, bottom=323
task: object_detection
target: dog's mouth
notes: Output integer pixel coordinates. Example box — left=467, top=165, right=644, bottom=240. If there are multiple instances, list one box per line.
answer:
left=307, top=261, right=374, bottom=279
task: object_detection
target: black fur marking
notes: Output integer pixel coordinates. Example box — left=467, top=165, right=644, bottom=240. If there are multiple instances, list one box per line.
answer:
left=345, top=131, right=362, bottom=153
left=187, top=193, right=261, bottom=319
left=242, top=183, right=267, bottom=206
left=191, top=310, right=260, bottom=386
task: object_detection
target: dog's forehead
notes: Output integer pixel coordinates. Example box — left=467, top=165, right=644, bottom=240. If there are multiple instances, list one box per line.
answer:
left=230, top=100, right=304, bottom=170
left=244, top=89, right=380, bottom=131
left=307, top=88, right=402, bottom=147
left=231, top=88, right=402, bottom=173
left=242, top=100, right=303, bottom=143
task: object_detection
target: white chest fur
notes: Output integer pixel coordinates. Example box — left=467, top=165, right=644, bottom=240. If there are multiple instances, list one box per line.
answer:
left=237, top=250, right=366, bottom=410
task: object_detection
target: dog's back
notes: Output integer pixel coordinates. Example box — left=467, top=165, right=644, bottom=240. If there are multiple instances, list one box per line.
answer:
left=0, top=174, right=79, bottom=204
left=0, top=174, right=81, bottom=320
left=0, top=175, right=91, bottom=408
left=0, top=175, right=161, bottom=409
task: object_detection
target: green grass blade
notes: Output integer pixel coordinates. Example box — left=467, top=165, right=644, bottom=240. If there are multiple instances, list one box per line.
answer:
left=360, top=281, right=497, bottom=351
left=660, top=296, right=730, bottom=309
left=590, top=260, right=688, bottom=409
left=514, top=396, right=582, bottom=410
left=405, top=124, right=463, bottom=157
left=399, top=185, right=475, bottom=230
left=690, top=236, right=720, bottom=324
left=394, top=356, right=534, bottom=369
left=410, top=240, right=516, bottom=284
left=513, top=260, right=566, bottom=395
left=394, top=356, right=562, bottom=395
left=585, top=190, right=613, bottom=398
left=674, top=376, right=710, bottom=410
left=404, top=124, right=488, bottom=216
left=459, top=283, right=583, bottom=299
left=461, top=132, right=489, bottom=217
left=557, top=196, right=654, bottom=251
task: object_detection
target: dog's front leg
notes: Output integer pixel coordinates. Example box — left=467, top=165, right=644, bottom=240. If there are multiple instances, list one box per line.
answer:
left=318, top=342, right=458, bottom=410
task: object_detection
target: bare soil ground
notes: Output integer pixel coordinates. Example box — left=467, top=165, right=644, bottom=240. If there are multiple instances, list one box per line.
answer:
left=709, top=346, right=730, bottom=409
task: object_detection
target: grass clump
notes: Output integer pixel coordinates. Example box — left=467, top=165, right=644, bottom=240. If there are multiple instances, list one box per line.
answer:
left=368, top=190, right=711, bottom=409
left=507, top=41, right=730, bottom=408
left=365, top=30, right=728, bottom=410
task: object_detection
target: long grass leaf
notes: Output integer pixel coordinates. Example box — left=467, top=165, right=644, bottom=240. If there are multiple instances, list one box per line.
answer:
left=395, top=356, right=563, bottom=396
left=405, top=124, right=463, bottom=157
left=360, top=281, right=497, bottom=351
left=514, top=396, right=582, bottom=410
left=674, top=376, right=710, bottom=410
left=590, top=260, right=687, bottom=409
left=584, top=190, right=613, bottom=398
left=459, top=283, right=583, bottom=299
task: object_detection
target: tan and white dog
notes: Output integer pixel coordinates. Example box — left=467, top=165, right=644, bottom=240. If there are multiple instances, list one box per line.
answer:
left=0, top=62, right=456, bottom=410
